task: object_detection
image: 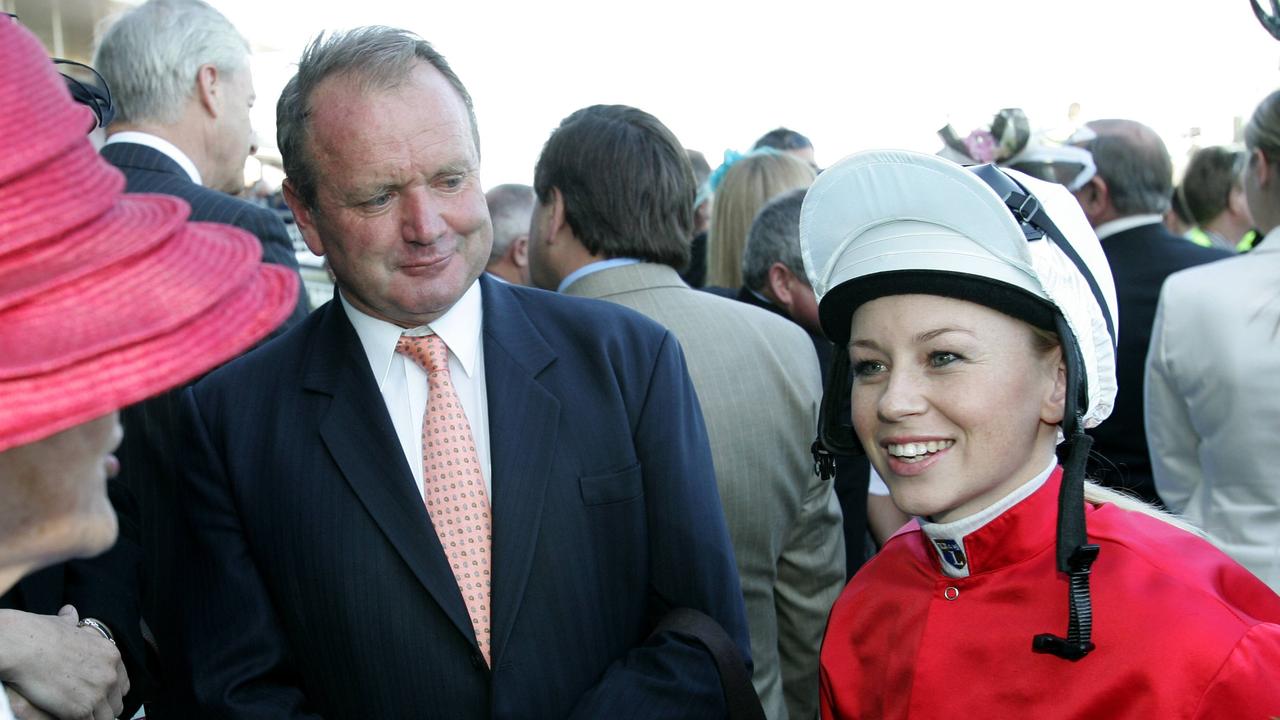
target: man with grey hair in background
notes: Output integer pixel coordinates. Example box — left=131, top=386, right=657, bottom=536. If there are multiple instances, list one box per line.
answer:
left=741, top=189, right=827, bottom=368
left=484, top=183, right=535, bottom=285
left=741, top=189, right=909, bottom=575
left=1070, top=119, right=1230, bottom=507
left=94, top=0, right=308, bottom=326
left=92, top=2, right=309, bottom=715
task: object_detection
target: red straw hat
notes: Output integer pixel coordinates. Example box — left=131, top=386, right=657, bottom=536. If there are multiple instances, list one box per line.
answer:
left=0, top=21, right=299, bottom=452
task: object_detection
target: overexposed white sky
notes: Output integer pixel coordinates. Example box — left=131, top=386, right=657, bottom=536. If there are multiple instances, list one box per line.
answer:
left=204, top=0, right=1280, bottom=189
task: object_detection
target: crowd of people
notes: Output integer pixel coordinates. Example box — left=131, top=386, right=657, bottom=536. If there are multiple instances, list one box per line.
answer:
left=2, top=1, right=1279, bottom=718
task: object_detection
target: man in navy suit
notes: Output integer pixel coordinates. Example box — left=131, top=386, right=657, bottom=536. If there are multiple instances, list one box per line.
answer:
left=90, top=2, right=310, bottom=715
left=1071, top=119, right=1230, bottom=506
left=177, top=27, right=749, bottom=718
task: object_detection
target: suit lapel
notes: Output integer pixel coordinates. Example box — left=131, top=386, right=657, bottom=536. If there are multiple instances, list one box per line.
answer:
left=479, top=277, right=561, bottom=664
left=303, top=299, right=477, bottom=645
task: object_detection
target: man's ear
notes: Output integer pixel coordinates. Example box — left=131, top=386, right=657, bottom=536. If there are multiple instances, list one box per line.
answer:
left=283, top=180, right=325, bottom=257
left=547, top=187, right=572, bottom=244
left=195, top=64, right=221, bottom=118
left=1074, top=175, right=1110, bottom=225
left=1229, top=182, right=1251, bottom=218
left=510, top=234, right=529, bottom=269
left=767, top=262, right=793, bottom=307
left=1253, top=148, right=1274, bottom=191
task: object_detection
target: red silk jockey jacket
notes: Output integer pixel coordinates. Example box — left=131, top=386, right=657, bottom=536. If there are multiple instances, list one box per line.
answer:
left=820, top=467, right=1280, bottom=719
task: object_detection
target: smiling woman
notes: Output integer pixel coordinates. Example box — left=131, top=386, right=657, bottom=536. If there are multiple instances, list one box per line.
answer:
left=848, top=293, right=1064, bottom=524
left=802, top=149, right=1280, bottom=717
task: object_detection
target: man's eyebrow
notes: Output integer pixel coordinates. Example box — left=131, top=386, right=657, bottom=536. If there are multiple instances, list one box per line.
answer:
left=342, top=180, right=399, bottom=202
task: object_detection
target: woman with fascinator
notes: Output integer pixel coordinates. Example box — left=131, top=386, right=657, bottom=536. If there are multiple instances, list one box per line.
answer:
left=802, top=150, right=1280, bottom=717
left=705, top=148, right=816, bottom=291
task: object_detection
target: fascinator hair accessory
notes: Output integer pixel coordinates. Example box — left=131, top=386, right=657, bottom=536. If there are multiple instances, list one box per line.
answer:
left=939, top=108, right=1032, bottom=165
left=705, top=147, right=781, bottom=196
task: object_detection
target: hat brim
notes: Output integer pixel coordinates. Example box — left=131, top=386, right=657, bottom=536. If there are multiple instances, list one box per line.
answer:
left=1, top=220, right=276, bottom=378
left=0, top=192, right=186, bottom=312
left=0, top=263, right=297, bottom=452
left=0, top=135, right=126, bottom=259
left=820, top=269, right=1059, bottom=346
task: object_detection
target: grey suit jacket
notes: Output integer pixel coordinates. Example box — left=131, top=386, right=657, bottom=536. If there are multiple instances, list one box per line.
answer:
left=1146, top=238, right=1280, bottom=591
left=565, top=263, right=844, bottom=720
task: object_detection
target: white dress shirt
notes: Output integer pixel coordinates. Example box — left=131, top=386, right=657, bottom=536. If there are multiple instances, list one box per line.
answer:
left=1093, top=214, right=1164, bottom=241
left=342, top=281, right=492, bottom=498
left=102, top=131, right=203, bottom=185
left=0, top=684, right=13, bottom=720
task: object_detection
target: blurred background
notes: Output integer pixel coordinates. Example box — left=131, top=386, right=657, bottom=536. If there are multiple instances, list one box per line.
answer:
left=14, top=0, right=1279, bottom=191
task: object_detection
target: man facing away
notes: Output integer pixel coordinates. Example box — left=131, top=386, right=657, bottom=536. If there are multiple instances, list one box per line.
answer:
left=90, top=3, right=311, bottom=714
left=484, top=183, right=535, bottom=285
left=742, top=189, right=910, bottom=573
left=528, top=104, right=844, bottom=720
left=94, top=0, right=309, bottom=325
left=1069, top=119, right=1230, bottom=506
left=176, top=28, right=748, bottom=718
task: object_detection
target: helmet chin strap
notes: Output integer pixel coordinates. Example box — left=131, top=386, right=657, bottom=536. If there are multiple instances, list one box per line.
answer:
left=1032, top=312, right=1099, bottom=661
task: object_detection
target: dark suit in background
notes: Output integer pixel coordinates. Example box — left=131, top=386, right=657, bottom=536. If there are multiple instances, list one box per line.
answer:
left=1088, top=221, right=1229, bottom=506
left=177, top=276, right=749, bottom=718
left=101, top=140, right=309, bottom=716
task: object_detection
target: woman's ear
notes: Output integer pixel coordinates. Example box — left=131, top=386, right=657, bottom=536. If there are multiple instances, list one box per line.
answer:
left=1041, top=349, right=1067, bottom=426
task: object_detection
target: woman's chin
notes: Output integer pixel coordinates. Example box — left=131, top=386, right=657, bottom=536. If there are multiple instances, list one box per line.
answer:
left=77, top=507, right=120, bottom=559
left=42, top=508, right=120, bottom=566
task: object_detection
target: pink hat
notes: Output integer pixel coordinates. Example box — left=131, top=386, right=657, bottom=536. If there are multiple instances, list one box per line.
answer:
left=0, top=21, right=299, bottom=452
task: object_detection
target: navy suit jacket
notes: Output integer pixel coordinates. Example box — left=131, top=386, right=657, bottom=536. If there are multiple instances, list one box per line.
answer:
left=100, top=140, right=310, bottom=715
left=1088, top=222, right=1229, bottom=505
left=177, top=275, right=750, bottom=718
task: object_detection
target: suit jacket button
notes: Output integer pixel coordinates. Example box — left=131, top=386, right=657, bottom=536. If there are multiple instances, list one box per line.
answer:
left=470, top=651, right=485, bottom=669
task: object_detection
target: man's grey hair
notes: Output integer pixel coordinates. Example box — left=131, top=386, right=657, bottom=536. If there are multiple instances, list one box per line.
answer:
left=742, top=188, right=808, bottom=292
left=1083, top=119, right=1173, bottom=216
left=93, top=0, right=250, bottom=126
left=277, top=27, right=479, bottom=210
left=486, top=184, right=535, bottom=260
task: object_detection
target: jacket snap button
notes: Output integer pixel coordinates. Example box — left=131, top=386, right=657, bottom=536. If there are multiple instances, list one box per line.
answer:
left=943, top=586, right=960, bottom=601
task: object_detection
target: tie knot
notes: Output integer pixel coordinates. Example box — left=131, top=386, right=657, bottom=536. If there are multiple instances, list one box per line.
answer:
left=396, top=333, right=449, bottom=374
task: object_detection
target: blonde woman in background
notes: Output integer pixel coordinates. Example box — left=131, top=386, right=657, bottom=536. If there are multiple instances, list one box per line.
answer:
left=706, top=150, right=815, bottom=290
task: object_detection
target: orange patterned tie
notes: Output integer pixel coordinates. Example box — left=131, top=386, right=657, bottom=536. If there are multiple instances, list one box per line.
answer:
left=396, top=333, right=492, bottom=664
